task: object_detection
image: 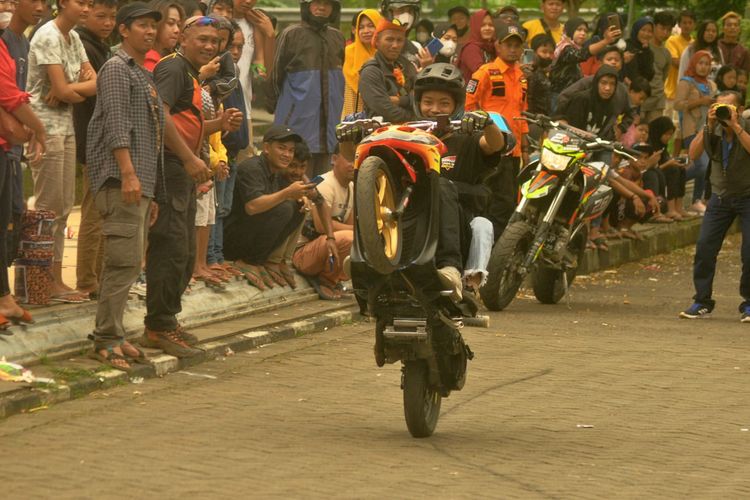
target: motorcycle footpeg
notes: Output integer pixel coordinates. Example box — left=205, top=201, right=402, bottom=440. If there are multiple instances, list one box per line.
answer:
left=461, top=315, right=490, bottom=328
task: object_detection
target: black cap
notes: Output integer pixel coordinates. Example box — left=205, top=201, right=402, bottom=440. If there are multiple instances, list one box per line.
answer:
left=447, top=6, right=470, bottom=18
left=494, top=21, right=526, bottom=43
left=497, top=5, right=520, bottom=19
left=263, top=125, right=303, bottom=144
left=116, top=2, right=162, bottom=26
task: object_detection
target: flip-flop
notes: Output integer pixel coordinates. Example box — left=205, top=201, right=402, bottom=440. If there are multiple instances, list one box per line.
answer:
left=243, top=269, right=267, bottom=291
left=256, top=267, right=276, bottom=288
left=308, top=277, right=340, bottom=300
left=620, top=228, right=643, bottom=241
left=193, top=273, right=226, bottom=289
left=50, top=291, right=89, bottom=304
left=592, top=237, right=609, bottom=252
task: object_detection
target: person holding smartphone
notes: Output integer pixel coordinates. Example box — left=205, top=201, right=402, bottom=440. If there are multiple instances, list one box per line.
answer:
left=224, top=126, right=338, bottom=291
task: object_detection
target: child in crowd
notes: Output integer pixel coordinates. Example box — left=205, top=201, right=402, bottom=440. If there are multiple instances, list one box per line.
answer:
left=648, top=116, right=692, bottom=221
left=736, top=68, right=748, bottom=103
left=208, top=23, right=250, bottom=279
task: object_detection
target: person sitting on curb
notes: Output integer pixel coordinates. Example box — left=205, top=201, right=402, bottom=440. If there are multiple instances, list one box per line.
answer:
left=223, top=126, right=339, bottom=290
left=292, top=143, right=354, bottom=300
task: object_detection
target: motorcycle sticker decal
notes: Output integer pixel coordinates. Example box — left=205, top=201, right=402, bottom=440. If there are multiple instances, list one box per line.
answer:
left=441, top=155, right=456, bottom=171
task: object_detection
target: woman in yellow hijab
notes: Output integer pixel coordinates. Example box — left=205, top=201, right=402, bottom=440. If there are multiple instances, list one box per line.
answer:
left=342, top=9, right=382, bottom=118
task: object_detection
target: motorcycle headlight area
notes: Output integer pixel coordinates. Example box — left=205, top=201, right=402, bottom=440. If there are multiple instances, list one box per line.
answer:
left=540, top=148, right=572, bottom=171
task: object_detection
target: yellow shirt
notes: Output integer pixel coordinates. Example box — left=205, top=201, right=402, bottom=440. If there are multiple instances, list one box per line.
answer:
left=522, top=18, right=563, bottom=45
left=665, top=34, right=692, bottom=99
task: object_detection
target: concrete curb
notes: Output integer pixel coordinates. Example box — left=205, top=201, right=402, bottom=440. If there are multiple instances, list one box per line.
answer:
left=0, top=308, right=360, bottom=420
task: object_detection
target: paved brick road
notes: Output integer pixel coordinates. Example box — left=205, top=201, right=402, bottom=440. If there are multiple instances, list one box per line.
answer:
left=2, top=238, right=750, bottom=498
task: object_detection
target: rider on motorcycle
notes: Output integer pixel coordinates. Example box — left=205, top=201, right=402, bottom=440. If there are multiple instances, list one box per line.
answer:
left=337, top=63, right=515, bottom=299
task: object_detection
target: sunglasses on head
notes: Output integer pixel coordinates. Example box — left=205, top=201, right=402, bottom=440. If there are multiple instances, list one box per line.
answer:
left=184, top=16, right=220, bottom=30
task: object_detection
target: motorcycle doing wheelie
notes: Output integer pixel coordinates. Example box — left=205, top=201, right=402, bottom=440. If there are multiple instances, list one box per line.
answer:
left=480, top=112, right=641, bottom=311
left=346, top=117, right=484, bottom=438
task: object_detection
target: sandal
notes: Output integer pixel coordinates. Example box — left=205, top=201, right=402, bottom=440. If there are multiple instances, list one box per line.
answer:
left=88, top=347, right=133, bottom=373
left=620, top=228, right=643, bottom=241
left=50, top=291, right=89, bottom=304
left=592, top=236, right=609, bottom=251
left=263, top=265, right=290, bottom=287
left=193, top=273, right=226, bottom=289
left=120, top=341, right=151, bottom=364
left=278, top=263, right=298, bottom=289
left=308, top=277, right=341, bottom=300
left=255, top=267, right=276, bottom=289
left=650, top=214, right=673, bottom=223
left=586, top=239, right=597, bottom=250
left=233, top=263, right=268, bottom=291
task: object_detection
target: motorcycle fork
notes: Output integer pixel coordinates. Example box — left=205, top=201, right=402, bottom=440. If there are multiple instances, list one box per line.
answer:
left=523, top=176, right=573, bottom=269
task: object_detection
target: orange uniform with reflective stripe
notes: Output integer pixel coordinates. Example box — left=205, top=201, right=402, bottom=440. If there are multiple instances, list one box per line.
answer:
left=465, top=57, right=528, bottom=157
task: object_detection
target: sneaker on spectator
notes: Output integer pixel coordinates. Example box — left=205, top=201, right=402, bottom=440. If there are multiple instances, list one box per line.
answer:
left=741, top=306, right=750, bottom=323
left=679, top=303, right=712, bottom=319
left=176, top=325, right=199, bottom=346
left=138, top=328, right=202, bottom=357
left=130, top=272, right=147, bottom=298
left=437, top=266, right=463, bottom=301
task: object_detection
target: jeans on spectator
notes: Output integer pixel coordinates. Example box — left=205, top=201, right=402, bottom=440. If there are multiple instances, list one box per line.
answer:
left=692, top=193, right=750, bottom=311
left=224, top=199, right=305, bottom=265
left=30, top=135, right=76, bottom=263
left=0, top=151, right=12, bottom=295
left=292, top=230, right=353, bottom=285
left=92, top=184, right=151, bottom=349
left=76, top=164, right=104, bottom=290
left=464, top=216, right=494, bottom=286
left=207, top=162, right=237, bottom=265
left=684, top=134, right=709, bottom=202
left=145, top=155, right=197, bottom=332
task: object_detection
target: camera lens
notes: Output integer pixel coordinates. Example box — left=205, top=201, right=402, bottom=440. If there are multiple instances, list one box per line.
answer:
left=716, top=105, right=731, bottom=122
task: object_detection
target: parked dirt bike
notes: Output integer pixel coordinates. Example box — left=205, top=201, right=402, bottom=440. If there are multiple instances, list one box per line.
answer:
left=480, top=112, right=640, bottom=311
left=348, top=117, right=483, bottom=438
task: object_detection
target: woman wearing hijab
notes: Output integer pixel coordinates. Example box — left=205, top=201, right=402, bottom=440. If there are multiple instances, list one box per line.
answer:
left=675, top=50, right=717, bottom=215
left=549, top=17, right=619, bottom=107
left=678, top=20, right=723, bottom=82
left=622, top=16, right=655, bottom=84
left=456, top=9, right=495, bottom=83
left=342, top=8, right=382, bottom=118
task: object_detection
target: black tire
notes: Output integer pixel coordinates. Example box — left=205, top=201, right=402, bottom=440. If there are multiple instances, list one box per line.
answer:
left=480, top=221, right=534, bottom=311
left=355, top=157, right=402, bottom=275
left=403, top=360, right=441, bottom=438
left=532, top=226, right=588, bottom=304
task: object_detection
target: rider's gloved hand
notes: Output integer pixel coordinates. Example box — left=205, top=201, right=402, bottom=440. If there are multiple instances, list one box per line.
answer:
left=461, top=110, right=490, bottom=135
left=335, top=120, right=379, bottom=143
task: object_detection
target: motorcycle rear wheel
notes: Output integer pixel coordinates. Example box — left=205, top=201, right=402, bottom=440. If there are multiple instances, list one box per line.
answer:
left=356, top=157, right=402, bottom=275
left=480, top=221, right=534, bottom=311
left=403, top=360, right=441, bottom=438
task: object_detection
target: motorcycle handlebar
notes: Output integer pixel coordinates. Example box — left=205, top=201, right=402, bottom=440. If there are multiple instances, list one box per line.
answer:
left=339, top=118, right=463, bottom=133
left=518, top=112, right=597, bottom=141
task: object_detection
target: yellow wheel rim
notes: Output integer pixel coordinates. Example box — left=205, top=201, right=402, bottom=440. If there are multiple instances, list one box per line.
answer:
left=373, top=170, right=399, bottom=260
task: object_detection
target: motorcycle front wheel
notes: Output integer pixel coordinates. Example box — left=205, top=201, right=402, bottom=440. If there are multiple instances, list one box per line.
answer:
left=480, top=221, right=534, bottom=311
left=532, top=226, right=588, bottom=304
left=355, top=157, right=403, bottom=275
left=403, top=360, right=441, bottom=438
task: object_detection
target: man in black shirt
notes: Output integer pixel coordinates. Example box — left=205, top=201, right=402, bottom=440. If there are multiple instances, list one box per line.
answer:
left=680, top=91, right=750, bottom=321
left=224, top=125, right=338, bottom=290
left=143, top=15, right=242, bottom=356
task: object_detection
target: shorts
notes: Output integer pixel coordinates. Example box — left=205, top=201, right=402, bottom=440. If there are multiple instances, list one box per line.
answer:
left=195, top=187, right=216, bottom=226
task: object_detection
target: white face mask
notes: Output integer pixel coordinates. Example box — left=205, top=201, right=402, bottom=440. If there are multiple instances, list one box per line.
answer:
left=439, top=40, right=457, bottom=57
left=394, top=12, right=414, bottom=29
left=0, top=12, right=12, bottom=30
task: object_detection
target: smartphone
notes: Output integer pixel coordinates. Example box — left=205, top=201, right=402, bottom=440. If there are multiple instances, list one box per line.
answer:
left=309, top=175, right=325, bottom=185
left=425, top=37, right=444, bottom=57
left=607, top=14, right=621, bottom=33
left=522, top=48, right=535, bottom=65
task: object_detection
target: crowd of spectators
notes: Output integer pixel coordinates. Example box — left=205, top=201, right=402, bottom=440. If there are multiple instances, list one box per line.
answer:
left=2, top=0, right=750, bottom=365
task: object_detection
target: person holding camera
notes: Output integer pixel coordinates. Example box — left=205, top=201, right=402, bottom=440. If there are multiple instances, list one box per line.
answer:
left=680, top=91, right=750, bottom=321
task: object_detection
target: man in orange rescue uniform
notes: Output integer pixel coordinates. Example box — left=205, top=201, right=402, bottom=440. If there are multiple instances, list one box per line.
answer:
left=465, top=19, right=528, bottom=237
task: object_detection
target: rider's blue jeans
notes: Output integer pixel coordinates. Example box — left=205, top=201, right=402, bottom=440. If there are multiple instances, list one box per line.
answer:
left=692, top=193, right=750, bottom=311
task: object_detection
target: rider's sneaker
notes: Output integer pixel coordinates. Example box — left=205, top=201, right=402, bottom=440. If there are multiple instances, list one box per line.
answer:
left=741, top=306, right=750, bottom=323
left=437, top=266, right=463, bottom=301
left=679, top=303, right=712, bottom=319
